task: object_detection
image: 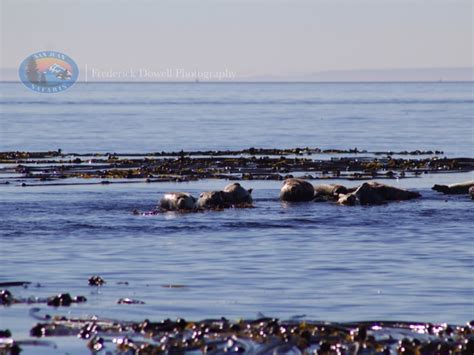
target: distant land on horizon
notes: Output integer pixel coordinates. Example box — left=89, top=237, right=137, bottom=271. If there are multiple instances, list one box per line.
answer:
left=253, top=67, right=473, bottom=82
left=2, top=67, right=472, bottom=82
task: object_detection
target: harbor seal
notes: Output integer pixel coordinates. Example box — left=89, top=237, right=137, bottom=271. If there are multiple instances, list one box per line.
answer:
left=159, top=192, right=196, bottom=211
left=222, top=183, right=253, bottom=204
left=280, top=178, right=314, bottom=202
left=337, top=182, right=384, bottom=206
left=314, top=184, right=350, bottom=199
left=368, top=182, right=421, bottom=201
left=432, top=180, right=474, bottom=195
left=196, top=191, right=227, bottom=209
left=337, top=182, right=421, bottom=206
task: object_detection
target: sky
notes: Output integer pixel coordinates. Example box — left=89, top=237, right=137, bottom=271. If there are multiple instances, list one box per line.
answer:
left=1, top=0, right=473, bottom=80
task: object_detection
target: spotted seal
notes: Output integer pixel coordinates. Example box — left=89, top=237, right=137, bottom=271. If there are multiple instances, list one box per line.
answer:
left=159, top=192, right=197, bottom=211
left=280, top=178, right=315, bottom=202
left=432, top=180, right=474, bottom=195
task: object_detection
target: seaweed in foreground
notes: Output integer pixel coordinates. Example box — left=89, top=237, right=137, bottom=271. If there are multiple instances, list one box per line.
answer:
left=5, top=313, right=470, bottom=354
left=0, top=289, right=86, bottom=307
left=1, top=148, right=472, bottom=186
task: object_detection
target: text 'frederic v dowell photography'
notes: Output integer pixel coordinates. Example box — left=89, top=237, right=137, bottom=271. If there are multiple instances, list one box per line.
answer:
left=85, top=66, right=237, bottom=81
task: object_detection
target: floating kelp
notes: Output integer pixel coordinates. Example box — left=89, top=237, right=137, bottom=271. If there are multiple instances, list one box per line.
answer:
left=0, top=147, right=446, bottom=162
left=88, top=275, right=106, bottom=286
left=1, top=148, right=472, bottom=186
left=19, top=314, right=474, bottom=354
left=0, top=282, right=31, bottom=288
left=0, top=289, right=86, bottom=307
left=132, top=202, right=254, bottom=216
left=117, top=298, right=145, bottom=305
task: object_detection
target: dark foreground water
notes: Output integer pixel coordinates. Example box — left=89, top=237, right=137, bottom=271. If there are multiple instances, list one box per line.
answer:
left=0, top=82, right=473, bottom=354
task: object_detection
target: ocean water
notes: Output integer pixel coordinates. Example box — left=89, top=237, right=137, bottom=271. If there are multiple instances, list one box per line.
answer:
left=1, top=82, right=473, bottom=155
left=0, top=82, right=473, bottom=354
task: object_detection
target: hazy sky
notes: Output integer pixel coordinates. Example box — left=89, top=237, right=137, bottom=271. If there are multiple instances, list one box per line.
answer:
left=1, top=0, right=472, bottom=78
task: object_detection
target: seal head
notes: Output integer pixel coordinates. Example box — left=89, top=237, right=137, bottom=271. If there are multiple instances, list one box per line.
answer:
left=160, top=192, right=196, bottom=211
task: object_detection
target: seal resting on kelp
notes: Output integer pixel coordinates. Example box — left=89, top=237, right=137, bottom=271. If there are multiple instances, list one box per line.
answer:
left=222, top=183, right=253, bottom=204
left=160, top=192, right=197, bottom=211
left=432, top=180, right=474, bottom=195
left=280, top=178, right=314, bottom=202
left=337, top=182, right=421, bottom=206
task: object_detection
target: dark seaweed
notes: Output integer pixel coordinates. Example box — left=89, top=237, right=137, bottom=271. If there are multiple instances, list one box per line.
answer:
left=88, top=275, right=106, bottom=286
left=0, top=290, right=87, bottom=307
left=1, top=148, right=471, bottom=186
left=13, top=314, right=472, bottom=354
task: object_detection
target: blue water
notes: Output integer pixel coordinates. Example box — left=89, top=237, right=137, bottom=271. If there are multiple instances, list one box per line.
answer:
left=1, top=82, right=473, bottom=155
left=0, top=82, right=473, bottom=354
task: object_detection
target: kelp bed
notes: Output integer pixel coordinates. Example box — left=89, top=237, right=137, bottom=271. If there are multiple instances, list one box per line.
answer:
left=2, top=313, right=473, bottom=354
left=1, top=148, right=473, bottom=187
left=1, top=283, right=474, bottom=354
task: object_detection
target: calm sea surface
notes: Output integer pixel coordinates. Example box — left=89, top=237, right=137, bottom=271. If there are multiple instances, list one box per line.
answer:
left=0, top=82, right=473, bottom=354
left=1, top=82, right=473, bottom=155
